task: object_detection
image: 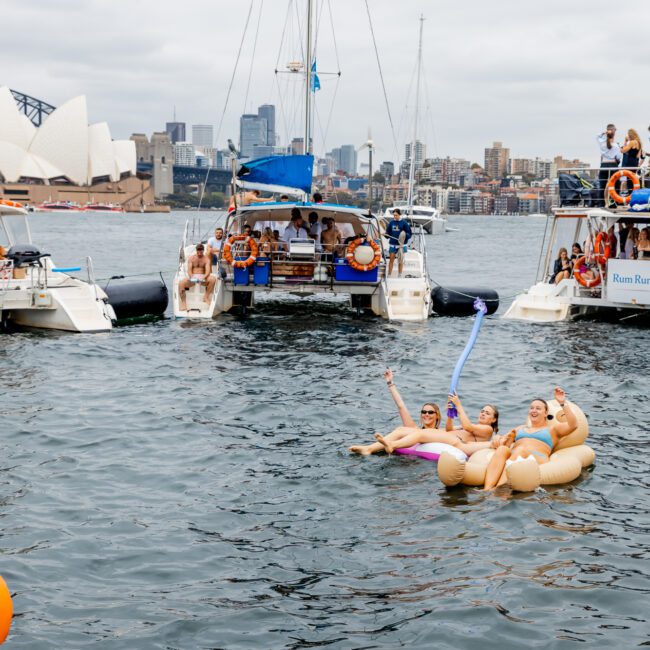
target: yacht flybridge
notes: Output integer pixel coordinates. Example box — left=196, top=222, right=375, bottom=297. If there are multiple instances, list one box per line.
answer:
left=173, top=202, right=432, bottom=321
left=0, top=201, right=115, bottom=332
left=504, top=167, right=650, bottom=323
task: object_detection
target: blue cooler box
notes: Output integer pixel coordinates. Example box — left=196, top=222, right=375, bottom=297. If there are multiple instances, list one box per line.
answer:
left=233, top=257, right=250, bottom=285
left=335, top=260, right=378, bottom=282
left=253, top=258, right=270, bottom=285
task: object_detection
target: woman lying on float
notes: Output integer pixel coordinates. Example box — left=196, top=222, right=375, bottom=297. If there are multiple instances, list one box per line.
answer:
left=482, top=387, right=576, bottom=490
left=348, top=369, right=498, bottom=456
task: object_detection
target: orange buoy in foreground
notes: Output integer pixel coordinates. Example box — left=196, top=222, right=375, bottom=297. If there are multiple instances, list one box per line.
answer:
left=0, top=576, right=12, bottom=644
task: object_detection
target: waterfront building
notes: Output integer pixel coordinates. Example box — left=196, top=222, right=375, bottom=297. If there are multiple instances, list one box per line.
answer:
left=174, top=142, right=196, bottom=166
left=517, top=193, right=540, bottom=215
left=166, top=121, right=186, bottom=144
left=131, top=131, right=174, bottom=198
left=484, top=141, right=510, bottom=180
left=339, top=145, right=357, bottom=175
left=446, top=189, right=462, bottom=213
left=192, top=124, right=214, bottom=148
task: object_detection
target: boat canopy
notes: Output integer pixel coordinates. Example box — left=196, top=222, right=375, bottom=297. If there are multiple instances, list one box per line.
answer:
left=236, top=154, right=314, bottom=195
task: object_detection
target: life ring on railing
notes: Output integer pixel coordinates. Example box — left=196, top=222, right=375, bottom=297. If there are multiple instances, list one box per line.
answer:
left=222, top=235, right=258, bottom=268
left=573, top=255, right=601, bottom=288
left=0, top=199, right=23, bottom=208
left=606, top=170, right=640, bottom=205
left=345, top=238, right=381, bottom=272
left=594, top=231, right=611, bottom=266
left=0, top=575, right=12, bottom=644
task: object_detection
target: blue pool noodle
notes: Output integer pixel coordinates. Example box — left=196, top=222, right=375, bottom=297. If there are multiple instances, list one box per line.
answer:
left=447, top=298, right=488, bottom=419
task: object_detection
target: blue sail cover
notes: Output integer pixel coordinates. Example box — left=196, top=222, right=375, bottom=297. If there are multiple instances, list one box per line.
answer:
left=237, top=155, right=314, bottom=194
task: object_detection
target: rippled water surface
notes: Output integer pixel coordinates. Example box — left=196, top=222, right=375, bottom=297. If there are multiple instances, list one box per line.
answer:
left=1, top=212, right=649, bottom=648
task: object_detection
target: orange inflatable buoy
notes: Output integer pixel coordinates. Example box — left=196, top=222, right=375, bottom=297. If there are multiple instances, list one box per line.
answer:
left=594, top=231, right=611, bottom=266
left=0, top=575, right=12, bottom=644
left=573, top=255, right=601, bottom=288
left=606, top=169, right=640, bottom=205
left=345, top=238, right=381, bottom=272
left=222, top=235, right=258, bottom=268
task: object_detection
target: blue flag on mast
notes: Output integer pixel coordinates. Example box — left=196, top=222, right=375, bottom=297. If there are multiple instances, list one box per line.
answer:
left=311, top=61, right=321, bottom=92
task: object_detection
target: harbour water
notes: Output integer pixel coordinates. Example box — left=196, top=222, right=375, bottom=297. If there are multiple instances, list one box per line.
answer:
left=1, top=212, right=649, bottom=648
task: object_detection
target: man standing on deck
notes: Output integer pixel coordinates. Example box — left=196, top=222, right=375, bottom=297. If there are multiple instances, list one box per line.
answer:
left=385, top=208, right=412, bottom=277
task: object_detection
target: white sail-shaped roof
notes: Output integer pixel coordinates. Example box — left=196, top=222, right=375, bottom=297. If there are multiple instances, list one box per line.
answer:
left=89, top=122, right=118, bottom=182
left=112, top=140, right=137, bottom=177
left=28, top=96, right=89, bottom=185
left=0, top=87, right=36, bottom=149
left=0, top=89, right=136, bottom=187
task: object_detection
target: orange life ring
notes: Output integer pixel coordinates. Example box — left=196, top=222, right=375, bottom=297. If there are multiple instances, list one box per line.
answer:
left=594, top=231, right=611, bottom=266
left=0, top=199, right=23, bottom=208
left=345, top=238, right=381, bottom=272
left=573, top=255, right=601, bottom=288
left=222, top=235, right=258, bottom=268
left=606, top=169, right=640, bottom=205
left=0, top=575, right=12, bottom=644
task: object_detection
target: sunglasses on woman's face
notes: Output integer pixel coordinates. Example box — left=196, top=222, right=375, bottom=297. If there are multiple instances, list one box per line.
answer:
left=421, top=410, right=437, bottom=415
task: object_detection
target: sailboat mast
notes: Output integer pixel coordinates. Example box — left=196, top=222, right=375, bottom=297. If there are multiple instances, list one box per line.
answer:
left=304, top=0, right=314, bottom=156
left=407, top=15, right=424, bottom=209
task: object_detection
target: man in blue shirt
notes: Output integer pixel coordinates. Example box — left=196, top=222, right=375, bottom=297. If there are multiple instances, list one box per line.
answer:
left=385, top=208, right=412, bottom=277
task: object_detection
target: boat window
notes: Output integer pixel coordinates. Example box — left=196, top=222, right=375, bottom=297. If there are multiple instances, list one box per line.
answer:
left=1, top=215, right=31, bottom=247
left=549, top=217, right=582, bottom=262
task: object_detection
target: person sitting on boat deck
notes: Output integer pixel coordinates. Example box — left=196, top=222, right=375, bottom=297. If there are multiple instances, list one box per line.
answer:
left=307, top=211, right=323, bottom=251
left=597, top=124, right=621, bottom=206
left=282, top=208, right=310, bottom=249
left=178, top=243, right=216, bottom=311
left=482, top=388, right=578, bottom=490
left=207, top=227, right=225, bottom=264
left=637, top=227, right=650, bottom=259
left=242, top=189, right=273, bottom=206
left=312, top=192, right=323, bottom=204
left=385, top=208, right=412, bottom=277
left=242, top=224, right=253, bottom=237
left=321, top=217, right=342, bottom=260
left=618, top=222, right=631, bottom=258
left=570, top=242, right=583, bottom=266
left=207, top=227, right=227, bottom=278
left=279, top=195, right=290, bottom=202
left=259, top=227, right=279, bottom=257
left=348, top=369, right=498, bottom=456
left=552, top=247, right=572, bottom=284
left=621, top=128, right=643, bottom=171
left=625, top=226, right=639, bottom=259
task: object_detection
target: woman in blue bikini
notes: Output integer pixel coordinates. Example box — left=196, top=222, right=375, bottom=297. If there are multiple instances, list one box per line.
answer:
left=482, top=387, right=578, bottom=490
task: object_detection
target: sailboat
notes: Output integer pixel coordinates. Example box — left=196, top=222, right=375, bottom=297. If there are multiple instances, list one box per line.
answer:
left=172, top=0, right=433, bottom=321
left=384, top=16, right=447, bottom=236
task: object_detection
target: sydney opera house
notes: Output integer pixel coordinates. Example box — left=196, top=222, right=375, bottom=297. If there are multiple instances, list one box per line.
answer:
left=0, top=86, right=155, bottom=210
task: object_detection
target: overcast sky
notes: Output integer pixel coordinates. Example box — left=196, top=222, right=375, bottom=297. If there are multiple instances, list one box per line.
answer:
left=3, top=0, right=650, bottom=167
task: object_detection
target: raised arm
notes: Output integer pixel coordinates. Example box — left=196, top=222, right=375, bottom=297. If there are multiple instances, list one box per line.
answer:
left=384, top=369, right=417, bottom=428
left=448, top=393, right=494, bottom=436
left=551, top=387, right=578, bottom=438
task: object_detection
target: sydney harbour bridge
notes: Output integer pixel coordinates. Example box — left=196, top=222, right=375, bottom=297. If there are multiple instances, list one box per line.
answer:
left=10, top=89, right=230, bottom=190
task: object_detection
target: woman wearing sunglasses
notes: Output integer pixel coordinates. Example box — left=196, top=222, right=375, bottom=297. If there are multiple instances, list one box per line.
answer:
left=349, top=369, right=498, bottom=455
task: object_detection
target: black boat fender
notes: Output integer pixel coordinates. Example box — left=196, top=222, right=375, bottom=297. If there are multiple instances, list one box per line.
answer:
left=102, top=277, right=168, bottom=321
left=431, top=286, right=499, bottom=317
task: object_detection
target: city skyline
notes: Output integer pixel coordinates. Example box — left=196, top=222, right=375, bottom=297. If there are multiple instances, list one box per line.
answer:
left=3, top=0, right=648, bottom=168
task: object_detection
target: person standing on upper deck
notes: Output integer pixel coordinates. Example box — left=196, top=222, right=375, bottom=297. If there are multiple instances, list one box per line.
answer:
left=385, top=208, right=412, bottom=277
left=597, top=123, right=621, bottom=206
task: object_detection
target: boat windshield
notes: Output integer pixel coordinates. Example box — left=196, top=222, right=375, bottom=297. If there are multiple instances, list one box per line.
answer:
left=0, top=214, right=31, bottom=247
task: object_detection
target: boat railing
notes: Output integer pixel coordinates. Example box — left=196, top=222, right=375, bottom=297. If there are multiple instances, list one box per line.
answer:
left=557, top=165, right=650, bottom=208
left=86, top=256, right=100, bottom=301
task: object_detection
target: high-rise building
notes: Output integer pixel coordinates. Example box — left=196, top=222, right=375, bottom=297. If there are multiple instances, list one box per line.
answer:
left=484, top=141, right=510, bottom=180
left=240, top=114, right=267, bottom=158
left=339, top=145, right=357, bottom=175
left=379, top=161, right=394, bottom=179
left=404, top=140, right=426, bottom=170
left=174, top=142, right=196, bottom=166
left=192, top=124, right=214, bottom=149
left=166, top=121, right=186, bottom=144
left=257, top=104, right=276, bottom=146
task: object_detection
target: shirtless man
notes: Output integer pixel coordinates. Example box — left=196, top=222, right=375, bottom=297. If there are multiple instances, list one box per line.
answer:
left=321, top=217, right=342, bottom=258
left=228, top=189, right=274, bottom=212
left=178, top=243, right=216, bottom=311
